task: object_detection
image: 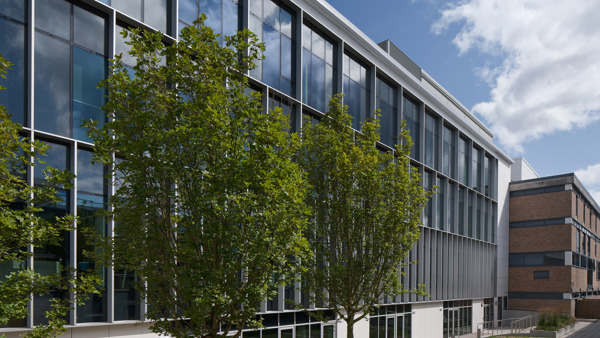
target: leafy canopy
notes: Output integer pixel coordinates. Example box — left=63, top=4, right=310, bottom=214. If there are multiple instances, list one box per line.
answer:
left=298, top=94, right=430, bottom=338
left=87, top=18, right=310, bottom=338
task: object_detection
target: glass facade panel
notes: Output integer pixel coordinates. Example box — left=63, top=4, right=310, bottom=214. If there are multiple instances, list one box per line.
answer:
left=144, top=0, right=167, bottom=32
left=343, top=53, right=370, bottom=130
left=35, top=0, right=70, bottom=40
left=249, top=0, right=295, bottom=96
left=376, top=77, right=397, bottom=148
left=458, top=187, right=465, bottom=236
left=403, top=96, right=420, bottom=160
left=112, top=0, right=143, bottom=21
left=458, top=137, right=468, bottom=185
left=448, top=183, right=456, bottom=233
left=0, top=17, right=26, bottom=125
left=442, top=126, right=455, bottom=178
left=438, top=177, right=445, bottom=230
left=77, top=149, right=107, bottom=323
left=33, top=142, right=70, bottom=326
left=34, top=33, right=71, bottom=136
left=424, top=171, right=433, bottom=228
left=73, top=47, right=106, bottom=142
left=424, top=112, right=438, bottom=169
left=0, top=0, right=25, bottom=22
left=302, top=24, right=334, bottom=112
left=472, top=147, right=481, bottom=191
left=74, top=6, right=106, bottom=54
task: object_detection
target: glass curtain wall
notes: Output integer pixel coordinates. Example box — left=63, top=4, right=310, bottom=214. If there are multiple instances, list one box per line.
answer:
left=442, top=126, right=455, bottom=179
left=101, top=0, right=169, bottom=33
left=33, top=141, right=71, bottom=325
left=178, top=0, right=238, bottom=40
left=403, top=96, right=420, bottom=160
left=424, top=112, right=438, bottom=170
left=34, top=0, right=107, bottom=141
left=0, top=1, right=26, bottom=125
left=302, top=24, right=334, bottom=113
left=376, top=77, right=397, bottom=148
left=343, top=53, right=370, bottom=130
left=249, top=0, right=295, bottom=97
left=76, top=149, right=107, bottom=322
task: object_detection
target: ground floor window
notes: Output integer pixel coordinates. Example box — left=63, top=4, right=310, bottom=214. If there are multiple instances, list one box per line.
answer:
left=369, top=304, right=412, bottom=338
left=241, top=310, right=336, bottom=338
left=443, top=301, right=472, bottom=338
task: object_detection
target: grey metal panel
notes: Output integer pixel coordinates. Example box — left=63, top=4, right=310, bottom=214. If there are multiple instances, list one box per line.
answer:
left=382, top=39, right=422, bottom=80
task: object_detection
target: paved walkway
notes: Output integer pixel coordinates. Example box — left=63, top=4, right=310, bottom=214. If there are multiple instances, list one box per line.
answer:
left=460, top=319, right=600, bottom=338
left=565, top=319, right=600, bottom=338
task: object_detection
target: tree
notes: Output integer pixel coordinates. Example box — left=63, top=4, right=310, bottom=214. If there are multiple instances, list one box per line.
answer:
left=87, top=18, right=310, bottom=338
left=0, top=55, right=100, bottom=337
left=298, top=94, right=430, bottom=338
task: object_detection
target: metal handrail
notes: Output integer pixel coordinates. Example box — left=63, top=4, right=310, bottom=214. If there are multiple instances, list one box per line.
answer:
left=476, top=315, right=539, bottom=337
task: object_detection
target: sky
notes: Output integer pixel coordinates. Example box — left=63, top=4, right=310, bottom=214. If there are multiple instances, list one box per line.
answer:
left=325, top=0, right=600, bottom=204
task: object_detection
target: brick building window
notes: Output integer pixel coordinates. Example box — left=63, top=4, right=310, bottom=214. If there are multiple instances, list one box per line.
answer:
left=533, top=271, right=550, bottom=279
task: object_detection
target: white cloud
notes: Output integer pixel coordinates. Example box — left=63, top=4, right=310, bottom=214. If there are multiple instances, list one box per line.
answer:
left=575, top=163, right=600, bottom=205
left=433, top=0, right=600, bottom=153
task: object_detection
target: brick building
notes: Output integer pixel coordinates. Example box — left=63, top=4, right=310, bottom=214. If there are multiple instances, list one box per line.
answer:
left=509, top=163, right=600, bottom=316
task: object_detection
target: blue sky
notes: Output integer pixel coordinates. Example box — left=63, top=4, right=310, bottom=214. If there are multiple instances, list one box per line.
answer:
left=325, top=0, right=600, bottom=202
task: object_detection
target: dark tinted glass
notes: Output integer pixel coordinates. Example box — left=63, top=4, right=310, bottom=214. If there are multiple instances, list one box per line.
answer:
left=34, top=141, right=69, bottom=185
left=179, top=0, right=197, bottom=24
left=0, top=0, right=25, bottom=22
left=35, top=0, right=71, bottom=40
left=0, top=18, right=26, bottom=125
left=73, top=47, right=106, bottom=142
left=34, top=33, right=71, bottom=137
left=77, top=148, right=104, bottom=195
left=74, top=6, right=106, bottom=54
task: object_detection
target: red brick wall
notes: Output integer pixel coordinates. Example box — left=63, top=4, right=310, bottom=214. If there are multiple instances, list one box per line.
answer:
left=510, top=191, right=572, bottom=223
left=510, top=225, right=572, bottom=253
left=509, top=266, right=572, bottom=293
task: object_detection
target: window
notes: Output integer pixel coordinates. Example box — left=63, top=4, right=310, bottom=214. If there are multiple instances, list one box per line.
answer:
left=468, top=192, right=474, bottom=238
left=76, top=149, right=108, bottom=323
left=423, top=171, right=433, bottom=227
left=442, top=126, right=455, bottom=178
left=343, top=53, right=370, bottom=130
left=34, top=1, right=107, bottom=141
left=437, top=177, right=445, bottom=230
left=302, top=24, right=335, bottom=113
left=448, top=182, right=456, bottom=233
left=403, top=96, right=420, bottom=160
left=376, top=77, right=397, bottom=148
left=33, top=141, right=71, bottom=326
left=0, top=10, right=26, bottom=125
left=534, top=271, right=550, bottom=280
left=471, top=146, right=481, bottom=191
left=484, top=155, right=493, bottom=196
left=458, top=187, right=465, bottom=235
left=179, top=0, right=239, bottom=40
left=109, top=0, right=169, bottom=33
left=249, top=0, right=295, bottom=96
left=458, top=137, right=469, bottom=185
left=424, top=112, right=439, bottom=169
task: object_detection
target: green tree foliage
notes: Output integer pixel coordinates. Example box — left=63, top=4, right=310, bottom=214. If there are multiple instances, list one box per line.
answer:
left=298, top=94, right=430, bottom=338
left=0, top=55, right=100, bottom=337
left=87, top=18, right=310, bottom=338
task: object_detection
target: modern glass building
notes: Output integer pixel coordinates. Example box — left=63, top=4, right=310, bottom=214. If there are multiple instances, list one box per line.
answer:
left=0, top=0, right=512, bottom=337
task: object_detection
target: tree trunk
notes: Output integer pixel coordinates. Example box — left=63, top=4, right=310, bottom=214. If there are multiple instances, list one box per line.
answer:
left=346, top=316, right=355, bottom=338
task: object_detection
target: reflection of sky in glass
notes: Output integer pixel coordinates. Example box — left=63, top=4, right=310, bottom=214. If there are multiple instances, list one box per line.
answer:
left=35, top=0, right=70, bottom=40
left=144, top=0, right=167, bottom=32
left=112, top=0, right=142, bottom=21
left=77, top=149, right=104, bottom=195
left=179, top=0, right=197, bottom=24
left=0, top=0, right=25, bottom=22
left=34, top=141, right=68, bottom=183
left=34, top=32, right=71, bottom=137
left=0, top=18, right=25, bottom=125
left=74, top=6, right=106, bottom=55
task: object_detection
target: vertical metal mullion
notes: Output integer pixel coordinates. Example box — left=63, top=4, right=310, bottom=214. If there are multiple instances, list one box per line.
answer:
left=107, top=8, right=116, bottom=324
left=27, top=0, right=35, bottom=327
left=70, top=142, right=78, bottom=325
